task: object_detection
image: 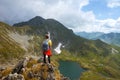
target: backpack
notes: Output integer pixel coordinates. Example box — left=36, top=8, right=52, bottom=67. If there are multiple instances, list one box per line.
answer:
left=42, top=39, right=49, bottom=51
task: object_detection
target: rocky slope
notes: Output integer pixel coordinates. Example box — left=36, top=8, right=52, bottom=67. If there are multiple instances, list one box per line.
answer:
left=0, top=56, right=69, bottom=80
left=0, top=22, right=26, bottom=63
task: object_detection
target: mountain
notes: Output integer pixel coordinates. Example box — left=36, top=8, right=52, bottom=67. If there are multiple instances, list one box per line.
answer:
left=13, top=16, right=114, bottom=56
left=12, top=16, right=120, bottom=79
left=14, top=16, right=45, bottom=27
left=76, top=32, right=120, bottom=46
left=76, top=32, right=104, bottom=40
left=0, top=21, right=70, bottom=80
left=0, top=16, right=120, bottom=80
left=98, top=33, right=120, bottom=46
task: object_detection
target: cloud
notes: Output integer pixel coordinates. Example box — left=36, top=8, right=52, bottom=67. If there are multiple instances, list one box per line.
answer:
left=0, top=0, right=89, bottom=24
left=74, top=17, right=120, bottom=33
left=0, top=0, right=120, bottom=33
left=0, top=0, right=35, bottom=24
left=107, top=0, right=120, bottom=8
left=100, top=18, right=120, bottom=33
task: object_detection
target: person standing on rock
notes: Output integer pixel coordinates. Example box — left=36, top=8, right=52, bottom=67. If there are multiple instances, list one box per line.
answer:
left=42, top=32, right=52, bottom=63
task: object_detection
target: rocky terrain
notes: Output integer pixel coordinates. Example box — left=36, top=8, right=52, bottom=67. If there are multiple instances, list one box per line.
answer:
left=0, top=56, right=70, bottom=80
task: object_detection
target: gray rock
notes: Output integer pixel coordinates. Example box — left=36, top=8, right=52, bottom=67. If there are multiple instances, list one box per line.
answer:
left=12, top=57, right=29, bottom=74
left=2, top=73, right=25, bottom=80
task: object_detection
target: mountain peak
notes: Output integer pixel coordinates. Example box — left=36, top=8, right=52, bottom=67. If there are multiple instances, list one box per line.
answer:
left=28, top=16, right=45, bottom=23
left=13, top=16, right=45, bottom=27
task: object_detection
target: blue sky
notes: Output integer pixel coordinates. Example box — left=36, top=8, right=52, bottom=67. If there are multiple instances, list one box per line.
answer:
left=82, top=0, right=120, bottom=19
left=0, top=0, right=120, bottom=33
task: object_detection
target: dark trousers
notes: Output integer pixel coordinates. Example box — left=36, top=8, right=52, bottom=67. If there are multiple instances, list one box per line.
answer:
left=43, top=54, right=51, bottom=63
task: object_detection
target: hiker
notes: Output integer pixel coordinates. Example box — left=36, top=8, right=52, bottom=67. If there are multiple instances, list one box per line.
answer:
left=42, top=32, right=52, bottom=63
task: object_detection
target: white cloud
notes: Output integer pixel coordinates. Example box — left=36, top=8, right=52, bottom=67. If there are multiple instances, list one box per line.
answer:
left=0, top=0, right=89, bottom=24
left=79, top=0, right=89, bottom=9
left=73, top=17, right=120, bottom=33
left=98, top=18, right=120, bottom=33
left=107, top=0, right=120, bottom=8
left=0, top=0, right=120, bottom=33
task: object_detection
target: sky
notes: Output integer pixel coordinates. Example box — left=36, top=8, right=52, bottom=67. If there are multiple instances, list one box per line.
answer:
left=0, top=0, right=120, bottom=33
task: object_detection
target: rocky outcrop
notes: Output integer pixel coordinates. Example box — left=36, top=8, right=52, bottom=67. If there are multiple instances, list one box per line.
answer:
left=0, top=57, right=70, bottom=80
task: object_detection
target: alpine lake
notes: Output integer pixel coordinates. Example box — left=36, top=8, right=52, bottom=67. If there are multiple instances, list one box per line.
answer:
left=59, top=60, right=85, bottom=80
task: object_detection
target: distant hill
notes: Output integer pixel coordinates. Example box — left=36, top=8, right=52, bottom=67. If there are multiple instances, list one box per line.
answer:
left=76, top=32, right=104, bottom=40
left=76, top=32, right=120, bottom=46
left=98, top=33, right=120, bottom=46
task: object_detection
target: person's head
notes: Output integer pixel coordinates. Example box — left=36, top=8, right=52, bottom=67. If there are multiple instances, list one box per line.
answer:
left=45, top=32, right=50, bottom=39
left=45, top=34, right=49, bottom=39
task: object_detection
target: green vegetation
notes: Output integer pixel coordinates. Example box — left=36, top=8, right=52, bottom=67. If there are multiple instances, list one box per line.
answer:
left=52, top=50, right=120, bottom=80
left=0, top=16, right=120, bottom=80
left=0, top=22, right=25, bottom=63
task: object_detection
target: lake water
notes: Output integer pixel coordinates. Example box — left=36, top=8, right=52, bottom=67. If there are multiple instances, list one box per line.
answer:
left=59, top=61, right=85, bottom=80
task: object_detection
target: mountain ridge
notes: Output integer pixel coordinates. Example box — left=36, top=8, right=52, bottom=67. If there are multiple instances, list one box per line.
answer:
left=1, top=16, right=120, bottom=80
left=76, top=31, right=120, bottom=46
left=13, top=16, right=112, bottom=54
